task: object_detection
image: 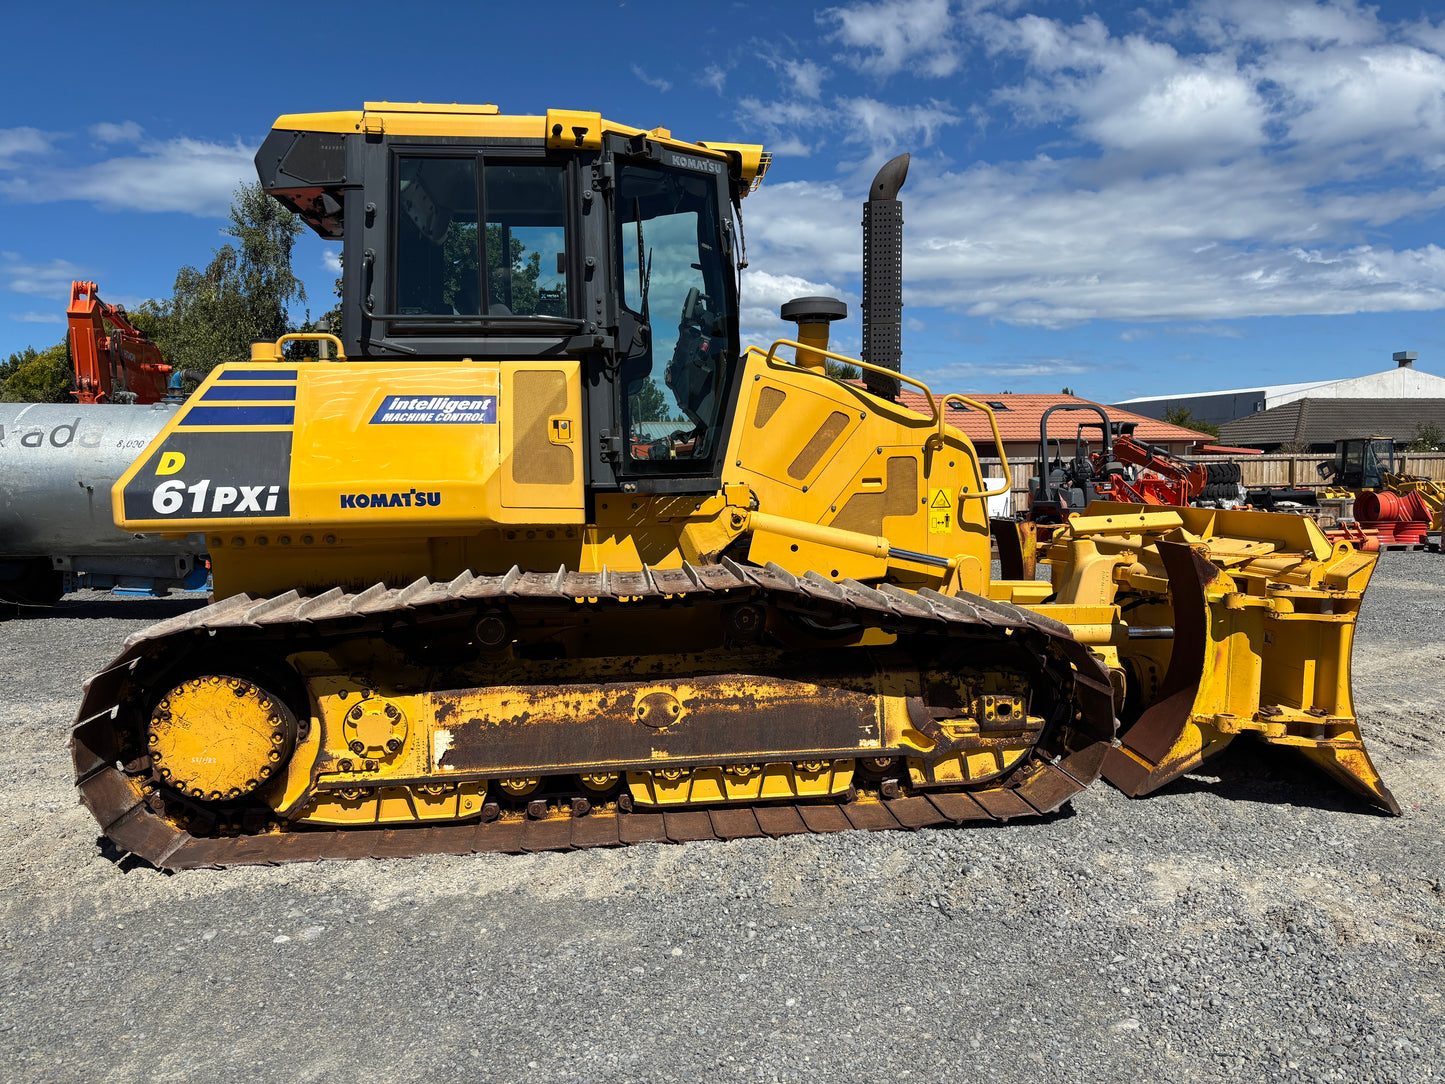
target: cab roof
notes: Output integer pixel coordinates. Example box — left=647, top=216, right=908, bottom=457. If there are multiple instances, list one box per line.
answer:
left=270, top=101, right=771, bottom=194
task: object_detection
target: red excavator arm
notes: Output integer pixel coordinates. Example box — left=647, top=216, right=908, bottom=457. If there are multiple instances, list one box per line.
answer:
left=1104, top=435, right=1210, bottom=505
left=67, top=281, right=173, bottom=404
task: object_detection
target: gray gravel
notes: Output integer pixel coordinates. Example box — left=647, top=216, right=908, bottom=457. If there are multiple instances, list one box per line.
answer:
left=1, top=555, right=1442, bottom=1084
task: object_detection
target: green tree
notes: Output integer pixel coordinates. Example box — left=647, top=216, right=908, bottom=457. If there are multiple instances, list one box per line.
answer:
left=1407, top=421, right=1443, bottom=452
left=140, top=181, right=307, bottom=372
left=0, top=341, right=73, bottom=402
left=437, top=223, right=545, bottom=315
left=292, top=274, right=344, bottom=353
left=1162, top=405, right=1221, bottom=438
left=1060, top=386, right=1075, bottom=395
left=442, top=223, right=479, bottom=311
left=485, top=225, right=542, bottom=314
left=825, top=359, right=860, bottom=380
left=0, top=345, right=36, bottom=387
left=631, top=378, right=673, bottom=422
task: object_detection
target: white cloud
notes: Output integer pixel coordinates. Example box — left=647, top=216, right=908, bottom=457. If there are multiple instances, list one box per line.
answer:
left=632, top=65, right=672, bottom=93
left=739, top=268, right=854, bottom=349
left=1270, top=43, right=1445, bottom=160
left=838, top=97, right=961, bottom=156
left=89, top=121, right=144, bottom=145
left=822, top=0, right=962, bottom=78
left=9, top=311, right=63, bottom=324
left=1, top=252, right=91, bottom=300
left=719, top=0, right=1441, bottom=327
left=988, top=15, right=1267, bottom=165
left=1180, top=323, right=1245, bottom=338
left=973, top=4, right=1445, bottom=175
left=322, top=249, right=343, bottom=273
left=1410, top=15, right=1445, bottom=54
left=735, top=93, right=958, bottom=163
left=735, top=98, right=825, bottom=157
left=0, top=127, right=59, bottom=167
left=910, top=354, right=1091, bottom=392
left=0, top=136, right=255, bottom=216
left=1189, top=0, right=1383, bottom=48
left=743, top=155, right=1445, bottom=327
left=699, top=65, right=728, bottom=94
left=743, top=180, right=861, bottom=282
left=1121, top=322, right=1244, bottom=341
left=784, top=59, right=827, bottom=99
left=738, top=0, right=1445, bottom=328
left=768, top=136, right=816, bottom=158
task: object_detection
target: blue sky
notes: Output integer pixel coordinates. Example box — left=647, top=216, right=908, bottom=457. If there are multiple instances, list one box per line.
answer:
left=2, top=0, right=1443, bottom=403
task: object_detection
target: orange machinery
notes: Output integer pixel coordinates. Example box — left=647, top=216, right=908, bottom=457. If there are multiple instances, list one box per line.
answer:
left=66, top=280, right=175, bottom=404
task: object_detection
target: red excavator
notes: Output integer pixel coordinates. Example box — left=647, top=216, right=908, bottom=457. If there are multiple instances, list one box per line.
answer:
left=1026, top=403, right=1241, bottom=522
left=66, top=280, right=186, bottom=404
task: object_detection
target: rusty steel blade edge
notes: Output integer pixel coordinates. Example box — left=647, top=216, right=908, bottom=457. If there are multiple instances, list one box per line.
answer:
left=69, top=562, right=1119, bottom=871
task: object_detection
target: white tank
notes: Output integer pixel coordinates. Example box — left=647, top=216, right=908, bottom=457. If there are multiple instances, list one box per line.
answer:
left=0, top=403, right=205, bottom=604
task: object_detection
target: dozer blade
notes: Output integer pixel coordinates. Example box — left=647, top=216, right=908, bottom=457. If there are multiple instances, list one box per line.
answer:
left=1045, top=506, right=1401, bottom=814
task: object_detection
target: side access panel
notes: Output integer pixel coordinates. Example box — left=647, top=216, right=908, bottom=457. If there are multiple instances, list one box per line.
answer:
left=113, top=360, right=585, bottom=534
left=499, top=363, right=584, bottom=518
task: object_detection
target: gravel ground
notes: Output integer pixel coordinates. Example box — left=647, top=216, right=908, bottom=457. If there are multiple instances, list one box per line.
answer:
left=0, top=555, right=1441, bottom=1084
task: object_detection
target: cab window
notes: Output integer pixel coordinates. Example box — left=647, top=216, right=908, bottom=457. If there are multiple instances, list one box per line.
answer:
left=484, top=164, right=567, bottom=316
left=394, top=156, right=568, bottom=318
left=616, top=162, right=732, bottom=466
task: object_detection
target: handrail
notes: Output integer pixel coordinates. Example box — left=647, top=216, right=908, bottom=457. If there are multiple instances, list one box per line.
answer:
left=250, top=333, right=348, bottom=362
left=753, top=340, right=1010, bottom=504
left=940, top=394, right=1012, bottom=500
left=756, top=339, right=940, bottom=428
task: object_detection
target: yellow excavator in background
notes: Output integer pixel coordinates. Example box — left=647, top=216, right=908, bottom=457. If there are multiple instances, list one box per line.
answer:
left=72, top=103, right=1395, bottom=869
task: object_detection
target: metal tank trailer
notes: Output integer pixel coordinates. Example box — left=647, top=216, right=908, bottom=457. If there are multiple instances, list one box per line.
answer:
left=0, top=404, right=206, bottom=607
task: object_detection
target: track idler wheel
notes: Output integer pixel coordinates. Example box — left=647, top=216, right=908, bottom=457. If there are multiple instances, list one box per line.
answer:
left=148, top=676, right=297, bottom=802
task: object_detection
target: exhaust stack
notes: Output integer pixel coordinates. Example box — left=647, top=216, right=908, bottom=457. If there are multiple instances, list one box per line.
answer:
left=861, top=153, right=910, bottom=400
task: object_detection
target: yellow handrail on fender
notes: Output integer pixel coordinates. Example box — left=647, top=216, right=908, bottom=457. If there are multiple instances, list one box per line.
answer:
left=249, top=333, right=348, bottom=362
left=755, top=340, right=940, bottom=426
left=753, top=340, right=1011, bottom=503
left=942, top=394, right=1011, bottom=500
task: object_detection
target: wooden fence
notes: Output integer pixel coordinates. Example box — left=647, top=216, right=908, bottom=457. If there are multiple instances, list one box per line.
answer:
left=979, top=452, right=1445, bottom=515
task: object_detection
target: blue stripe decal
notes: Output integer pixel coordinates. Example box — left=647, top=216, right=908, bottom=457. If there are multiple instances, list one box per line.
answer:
left=180, top=405, right=295, bottom=427
left=218, top=368, right=297, bottom=381
left=201, top=385, right=296, bottom=402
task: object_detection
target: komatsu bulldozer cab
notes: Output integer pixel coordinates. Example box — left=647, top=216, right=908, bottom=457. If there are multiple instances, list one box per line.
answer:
left=254, top=102, right=764, bottom=496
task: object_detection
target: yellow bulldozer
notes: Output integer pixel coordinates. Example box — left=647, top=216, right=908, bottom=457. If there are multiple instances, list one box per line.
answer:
left=72, top=102, right=1396, bottom=869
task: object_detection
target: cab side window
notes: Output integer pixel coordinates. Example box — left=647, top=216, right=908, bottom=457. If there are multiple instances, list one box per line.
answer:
left=394, top=157, right=568, bottom=318
left=396, top=157, right=479, bottom=316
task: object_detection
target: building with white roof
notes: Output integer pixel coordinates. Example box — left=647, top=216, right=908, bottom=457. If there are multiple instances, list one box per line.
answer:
left=1114, top=352, right=1445, bottom=427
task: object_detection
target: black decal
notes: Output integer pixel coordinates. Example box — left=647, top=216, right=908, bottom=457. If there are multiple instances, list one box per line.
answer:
left=122, top=431, right=292, bottom=520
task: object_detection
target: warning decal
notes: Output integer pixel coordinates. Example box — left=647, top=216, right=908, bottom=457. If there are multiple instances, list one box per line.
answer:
left=928, top=487, right=953, bottom=534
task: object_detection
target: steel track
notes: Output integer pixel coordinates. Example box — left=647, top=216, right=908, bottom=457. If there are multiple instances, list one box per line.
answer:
left=71, top=558, right=1118, bottom=871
